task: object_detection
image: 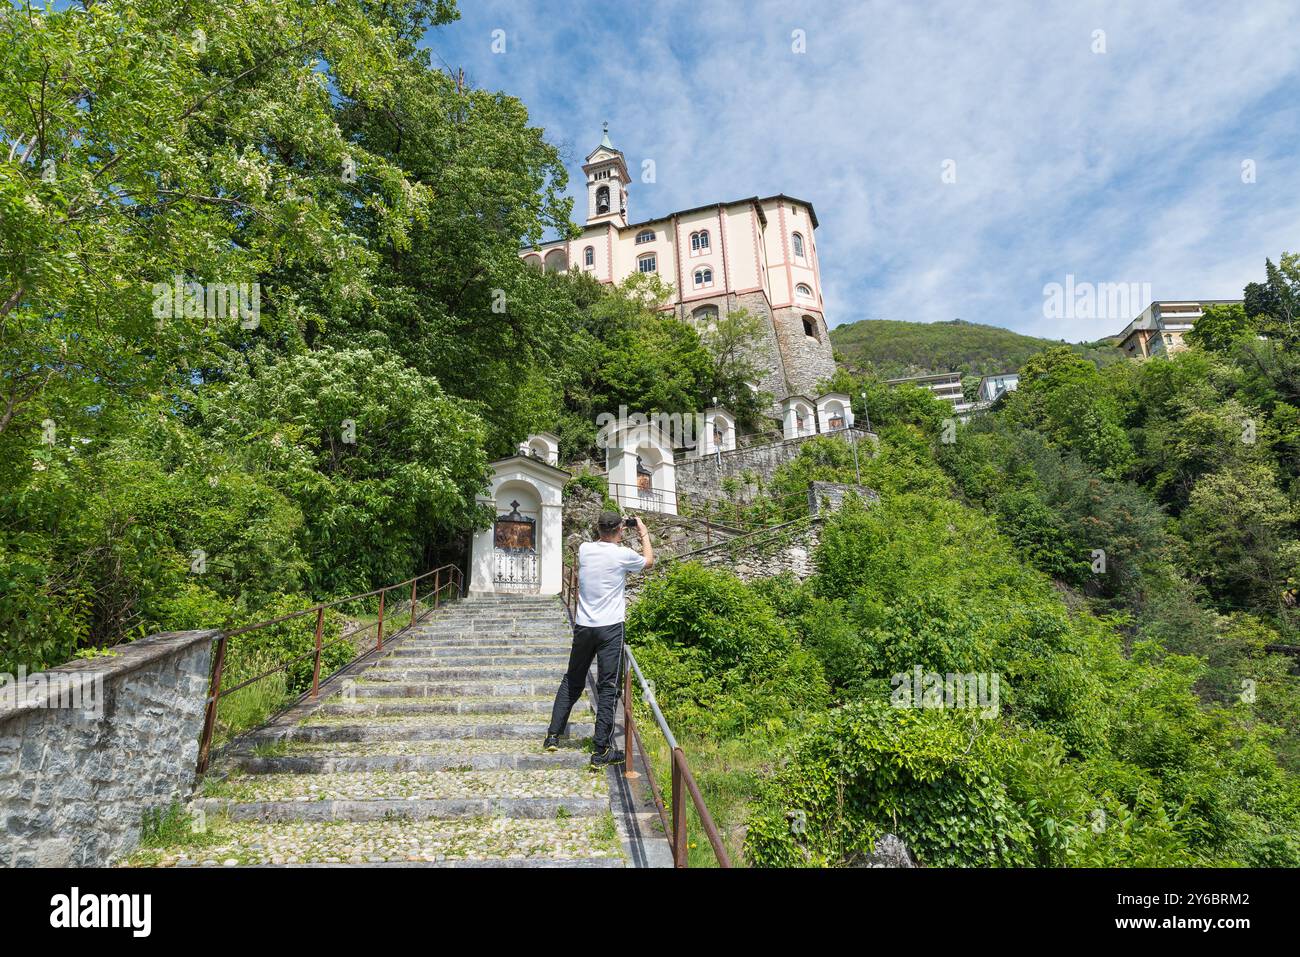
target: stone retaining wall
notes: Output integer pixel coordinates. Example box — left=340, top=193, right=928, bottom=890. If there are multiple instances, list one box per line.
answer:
left=0, top=630, right=216, bottom=867
left=627, top=519, right=823, bottom=602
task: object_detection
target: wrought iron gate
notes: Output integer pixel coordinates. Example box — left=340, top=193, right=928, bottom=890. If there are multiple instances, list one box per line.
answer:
left=493, top=500, right=539, bottom=589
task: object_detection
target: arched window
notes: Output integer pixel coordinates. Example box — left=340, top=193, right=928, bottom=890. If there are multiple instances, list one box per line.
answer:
left=690, top=230, right=711, bottom=254
left=524, top=255, right=542, bottom=271
left=583, top=246, right=594, bottom=267
left=802, top=315, right=820, bottom=340
left=543, top=249, right=567, bottom=274
left=596, top=185, right=610, bottom=215
left=694, top=267, right=714, bottom=288
left=795, top=283, right=813, bottom=299
left=792, top=232, right=805, bottom=259
left=636, top=230, right=655, bottom=244
left=638, top=253, right=657, bottom=274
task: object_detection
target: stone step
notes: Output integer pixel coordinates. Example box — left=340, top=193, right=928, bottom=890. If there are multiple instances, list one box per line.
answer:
left=263, top=721, right=594, bottom=742
left=348, top=681, right=561, bottom=698
left=317, top=697, right=590, bottom=717
left=417, top=619, right=567, bottom=629
left=195, top=796, right=608, bottom=821
left=382, top=646, right=571, bottom=659
left=413, top=626, right=571, bottom=638
left=203, top=767, right=605, bottom=804
left=361, top=666, right=563, bottom=681
left=371, top=654, right=571, bottom=668
left=127, top=816, right=624, bottom=867
left=245, top=738, right=589, bottom=758
left=397, top=637, right=571, bottom=649
left=230, top=751, right=591, bottom=774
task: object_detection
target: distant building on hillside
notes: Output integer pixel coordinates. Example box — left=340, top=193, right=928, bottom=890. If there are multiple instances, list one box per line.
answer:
left=978, top=372, right=1019, bottom=403
left=885, top=371, right=973, bottom=414
left=520, top=125, right=836, bottom=403
left=1115, top=300, right=1242, bottom=358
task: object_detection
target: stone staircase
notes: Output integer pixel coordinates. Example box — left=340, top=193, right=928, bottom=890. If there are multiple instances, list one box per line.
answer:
left=127, top=594, right=662, bottom=867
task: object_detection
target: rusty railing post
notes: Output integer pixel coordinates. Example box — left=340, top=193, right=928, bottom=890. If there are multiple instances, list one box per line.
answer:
left=623, top=649, right=638, bottom=780
left=671, top=749, right=687, bottom=867
left=410, top=578, right=418, bottom=629
left=310, top=606, right=324, bottom=697
left=434, top=568, right=441, bottom=610
left=196, top=633, right=228, bottom=775
left=376, top=589, right=386, bottom=651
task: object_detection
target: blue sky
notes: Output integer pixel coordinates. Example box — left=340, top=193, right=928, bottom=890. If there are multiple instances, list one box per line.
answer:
left=423, top=0, right=1300, bottom=342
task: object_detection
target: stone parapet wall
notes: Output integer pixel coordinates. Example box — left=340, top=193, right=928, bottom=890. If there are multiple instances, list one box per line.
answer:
left=0, top=630, right=216, bottom=867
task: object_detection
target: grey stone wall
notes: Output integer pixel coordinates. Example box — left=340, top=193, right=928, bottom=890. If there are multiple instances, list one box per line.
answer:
left=627, top=519, right=823, bottom=603
left=808, top=481, right=881, bottom=515
left=772, top=306, right=837, bottom=398
left=676, top=290, right=792, bottom=411
left=0, top=630, right=216, bottom=867
left=675, top=427, right=877, bottom=504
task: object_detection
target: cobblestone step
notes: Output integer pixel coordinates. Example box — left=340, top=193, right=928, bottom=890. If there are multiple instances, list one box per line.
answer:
left=400, top=637, right=571, bottom=649
left=384, top=645, right=571, bottom=657
left=204, top=768, right=606, bottom=804
left=318, top=696, right=590, bottom=716
left=230, top=750, right=591, bottom=774
left=261, top=721, right=594, bottom=742
left=127, top=816, right=623, bottom=867
left=363, top=666, right=563, bottom=681
left=349, top=680, right=559, bottom=698
left=375, top=654, right=571, bottom=667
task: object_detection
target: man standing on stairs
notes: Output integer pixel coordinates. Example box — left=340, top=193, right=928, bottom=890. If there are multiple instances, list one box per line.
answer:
left=545, top=511, right=654, bottom=768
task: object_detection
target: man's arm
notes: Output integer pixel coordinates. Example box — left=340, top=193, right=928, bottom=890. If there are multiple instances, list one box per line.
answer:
left=634, top=516, right=654, bottom=569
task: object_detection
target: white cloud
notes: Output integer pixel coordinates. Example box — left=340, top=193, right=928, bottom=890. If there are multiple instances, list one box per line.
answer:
left=431, top=0, right=1300, bottom=340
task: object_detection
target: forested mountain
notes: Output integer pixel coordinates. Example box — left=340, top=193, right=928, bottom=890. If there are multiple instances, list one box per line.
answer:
left=830, top=317, right=1123, bottom=377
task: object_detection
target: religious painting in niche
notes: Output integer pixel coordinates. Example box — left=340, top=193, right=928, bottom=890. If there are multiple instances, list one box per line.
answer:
left=493, top=500, right=535, bottom=553
left=636, top=455, right=652, bottom=494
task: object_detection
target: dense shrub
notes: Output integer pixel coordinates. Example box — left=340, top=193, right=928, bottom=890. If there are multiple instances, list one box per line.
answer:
left=626, top=563, right=829, bottom=737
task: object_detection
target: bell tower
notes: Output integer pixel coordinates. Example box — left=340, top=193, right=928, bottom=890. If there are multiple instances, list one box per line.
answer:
left=582, top=122, right=630, bottom=228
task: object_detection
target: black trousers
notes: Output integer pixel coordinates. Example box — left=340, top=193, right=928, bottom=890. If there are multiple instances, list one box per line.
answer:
left=546, top=622, right=624, bottom=750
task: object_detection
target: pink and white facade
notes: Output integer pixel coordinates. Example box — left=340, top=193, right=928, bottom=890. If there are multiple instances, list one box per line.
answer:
left=521, top=130, right=837, bottom=402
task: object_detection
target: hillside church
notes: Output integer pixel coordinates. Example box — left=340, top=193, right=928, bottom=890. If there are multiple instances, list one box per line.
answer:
left=521, top=126, right=837, bottom=402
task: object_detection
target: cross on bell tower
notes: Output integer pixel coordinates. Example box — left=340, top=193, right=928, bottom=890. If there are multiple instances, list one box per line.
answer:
left=582, top=122, right=630, bottom=228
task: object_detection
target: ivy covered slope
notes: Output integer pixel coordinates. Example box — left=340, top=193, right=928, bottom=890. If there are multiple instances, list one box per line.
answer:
left=829, top=318, right=1122, bottom=378
left=630, top=265, right=1300, bottom=866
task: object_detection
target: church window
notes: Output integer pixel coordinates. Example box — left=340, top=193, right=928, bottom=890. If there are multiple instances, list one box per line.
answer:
left=638, top=253, right=657, bottom=273
left=795, top=283, right=813, bottom=299
left=691, top=230, right=711, bottom=254
left=694, top=267, right=714, bottom=288
left=792, top=232, right=806, bottom=259
left=583, top=246, right=594, bottom=267
left=636, top=230, right=655, bottom=244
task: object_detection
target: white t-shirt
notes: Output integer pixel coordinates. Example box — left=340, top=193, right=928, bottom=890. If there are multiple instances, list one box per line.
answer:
left=575, top=540, right=647, bottom=627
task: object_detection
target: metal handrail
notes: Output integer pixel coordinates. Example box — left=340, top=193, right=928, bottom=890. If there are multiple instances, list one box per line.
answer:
left=195, top=563, right=464, bottom=774
left=560, top=564, right=731, bottom=868
left=604, top=481, right=679, bottom=513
